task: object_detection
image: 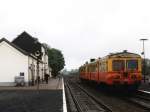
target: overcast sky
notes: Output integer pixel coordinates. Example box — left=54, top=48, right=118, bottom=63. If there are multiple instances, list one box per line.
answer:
left=0, top=0, right=150, bottom=70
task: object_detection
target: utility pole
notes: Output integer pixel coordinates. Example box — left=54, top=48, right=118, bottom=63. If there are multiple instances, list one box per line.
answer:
left=140, top=39, right=148, bottom=83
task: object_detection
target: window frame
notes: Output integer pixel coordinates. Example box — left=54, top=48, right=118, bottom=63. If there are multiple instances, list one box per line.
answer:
left=112, top=60, right=125, bottom=71
left=126, top=59, right=138, bottom=71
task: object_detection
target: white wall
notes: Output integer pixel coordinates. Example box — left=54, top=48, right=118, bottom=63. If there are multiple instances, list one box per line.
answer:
left=0, top=41, right=28, bottom=86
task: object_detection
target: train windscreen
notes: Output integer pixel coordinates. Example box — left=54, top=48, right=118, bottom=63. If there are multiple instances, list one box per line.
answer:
left=112, top=60, right=125, bottom=71
left=126, top=60, right=138, bottom=70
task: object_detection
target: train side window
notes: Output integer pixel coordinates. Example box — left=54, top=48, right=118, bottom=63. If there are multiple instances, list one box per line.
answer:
left=87, top=66, right=90, bottom=72
left=94, top=65, right=96, bottom=72
left=101, top=61, right=106, bottom=72
left=91, top=65, right=93, bottom=72
left=91, top=65, right=94, bottom=72
left=99, top=62, right=102, bottom=71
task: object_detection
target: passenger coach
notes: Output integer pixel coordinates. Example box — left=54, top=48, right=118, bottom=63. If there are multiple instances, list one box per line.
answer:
left=79, top=50, right=142, bottom=90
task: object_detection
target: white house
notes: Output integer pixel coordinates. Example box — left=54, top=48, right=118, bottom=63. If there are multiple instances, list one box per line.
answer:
left=0, top=37, right=50, bottom=86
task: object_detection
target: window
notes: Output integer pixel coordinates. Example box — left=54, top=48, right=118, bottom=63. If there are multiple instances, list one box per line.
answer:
left=127, top=60, right=138, bottom=70
left=112, top=60, right=125, bottom=71
left=99, top=61, right=107, bottom=72
left=20, top=72, right=24, bottom=76
left=92, top=65, right=96, bottom=72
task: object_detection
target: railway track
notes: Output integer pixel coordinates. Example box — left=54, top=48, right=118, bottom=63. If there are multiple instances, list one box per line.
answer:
left=64, top=79, right=113, bottom=112
left=123, top=90, right=150, bottom=110
left=64, top=75, right=150, bottom=112
left=135, top=90, right=150, bottom=101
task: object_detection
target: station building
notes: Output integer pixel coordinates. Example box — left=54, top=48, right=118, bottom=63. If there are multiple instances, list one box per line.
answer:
left=0, top=32, right=51, bottom=86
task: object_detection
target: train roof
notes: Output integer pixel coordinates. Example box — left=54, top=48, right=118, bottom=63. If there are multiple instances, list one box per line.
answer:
left=107, top=50, right=141, bottom=58
left=79, top=50, right=141, bottom=68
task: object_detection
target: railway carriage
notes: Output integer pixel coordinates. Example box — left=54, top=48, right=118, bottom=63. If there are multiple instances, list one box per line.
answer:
left=79, top=50, right=142, bottom=91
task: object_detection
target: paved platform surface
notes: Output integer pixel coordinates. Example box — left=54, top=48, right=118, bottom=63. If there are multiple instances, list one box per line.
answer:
left=0, top=78, right=63, bottom=112
left=0, top=77, right=62, bottom=90
left=0, top=90, right=62, bottom=112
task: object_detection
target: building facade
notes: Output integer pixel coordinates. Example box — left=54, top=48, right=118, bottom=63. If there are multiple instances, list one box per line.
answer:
left=0, top=32, right=51, bottom=86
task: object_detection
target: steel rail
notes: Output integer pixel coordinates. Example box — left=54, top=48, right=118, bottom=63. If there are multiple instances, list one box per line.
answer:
left=123, top=93, right=150, bottom=111
left=65, top=81, right=84, bottom=112
left=75, top=82, right=113, bottom=112
left=137, top=90, right=150, bottom=96
left=135, top=95, right=150, bottom=101
left=133, top=90, right=150, bottom=101
left=65, top=79, right=113, bottom=112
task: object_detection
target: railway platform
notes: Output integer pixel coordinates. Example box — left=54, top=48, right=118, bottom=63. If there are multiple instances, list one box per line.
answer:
left=0, top=77, right=67, bottom=112
left=0, top=77, right=62, bottom=90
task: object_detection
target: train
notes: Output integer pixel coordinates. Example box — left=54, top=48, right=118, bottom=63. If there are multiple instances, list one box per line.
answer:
left=79, top=50, right=142, bottom=91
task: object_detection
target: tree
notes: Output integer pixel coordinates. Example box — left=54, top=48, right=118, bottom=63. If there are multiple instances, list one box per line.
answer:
left=48, top=48, right=65, bottom=77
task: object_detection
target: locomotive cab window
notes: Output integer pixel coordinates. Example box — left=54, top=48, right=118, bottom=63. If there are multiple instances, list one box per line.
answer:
left=126, top=60, right=138, bottom=70
left=112, top=60, right=125, bottom=71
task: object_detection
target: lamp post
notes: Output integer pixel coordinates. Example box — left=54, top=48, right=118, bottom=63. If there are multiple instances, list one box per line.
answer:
left=140, top=38, right=148, bottom=83
left=35, top=51, right=40, bottom=91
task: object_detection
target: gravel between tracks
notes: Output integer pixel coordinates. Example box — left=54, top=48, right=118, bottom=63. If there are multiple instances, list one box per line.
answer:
left=79, top=83, right=148, bottom=112
left=0, top=90, right=62, bottom=112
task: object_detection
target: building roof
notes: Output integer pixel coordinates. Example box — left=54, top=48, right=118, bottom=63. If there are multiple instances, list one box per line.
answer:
left=12, top=31, right=38, bottom=42
left=0, top=38, right=29, bottom=55
left=0, top=38, right=39, bottom=60
left=12, top=31, right=42, bottom=58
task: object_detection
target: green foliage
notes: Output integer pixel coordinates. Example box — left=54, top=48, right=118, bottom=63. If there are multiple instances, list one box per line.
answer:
left=48, top=48, right=65, bottom=77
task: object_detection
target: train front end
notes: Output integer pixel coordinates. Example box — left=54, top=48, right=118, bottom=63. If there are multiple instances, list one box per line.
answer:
left=106, top=52, right=142, bottom=90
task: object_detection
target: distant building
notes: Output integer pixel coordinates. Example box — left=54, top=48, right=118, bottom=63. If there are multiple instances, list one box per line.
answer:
left=0, top=32, right=51, bottom=86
